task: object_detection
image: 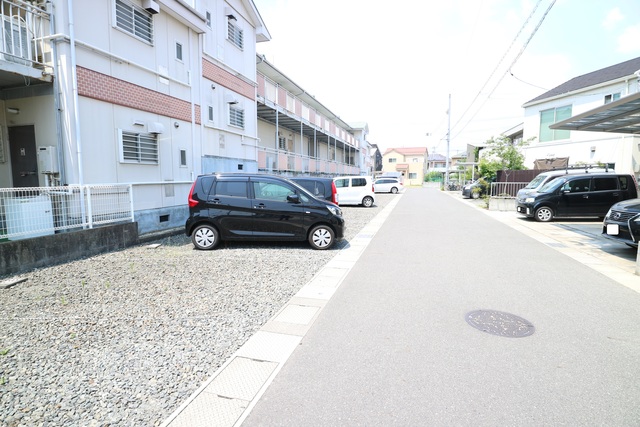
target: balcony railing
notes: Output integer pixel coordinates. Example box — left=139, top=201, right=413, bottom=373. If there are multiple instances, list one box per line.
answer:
left=0, top=185, right=134, bottom=242
left=0, top=0, right=52, bottom=73
left=257, top=147, right=360, bottom=176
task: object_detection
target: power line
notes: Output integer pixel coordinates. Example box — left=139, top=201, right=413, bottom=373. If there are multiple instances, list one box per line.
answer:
left=450, top=0, right=556, bottom=141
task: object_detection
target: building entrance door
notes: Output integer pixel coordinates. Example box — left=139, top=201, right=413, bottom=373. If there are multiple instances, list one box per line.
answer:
left=9, top=125, right=39, bottom=187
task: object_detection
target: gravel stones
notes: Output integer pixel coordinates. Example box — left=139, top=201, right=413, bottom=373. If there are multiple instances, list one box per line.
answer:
left=0, top=195, right=393, bottom=427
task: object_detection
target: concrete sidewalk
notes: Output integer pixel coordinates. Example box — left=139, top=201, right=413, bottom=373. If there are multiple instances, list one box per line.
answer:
left=162, top=187, right=640, bottom=426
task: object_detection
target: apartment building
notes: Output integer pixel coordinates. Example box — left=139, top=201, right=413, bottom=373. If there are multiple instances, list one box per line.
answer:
left=0, top=0, right=369, bottom=238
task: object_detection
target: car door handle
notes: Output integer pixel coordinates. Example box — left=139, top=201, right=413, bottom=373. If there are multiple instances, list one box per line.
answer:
left=209, top=198, right=222, bottom=204
left=582, top=195, right=589, bottom=199
left=254, top=203, right=266, bottom=209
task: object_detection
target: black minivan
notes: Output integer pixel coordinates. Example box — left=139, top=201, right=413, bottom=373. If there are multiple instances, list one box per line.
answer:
left=516, top=173, right=637, bottom=222
left=185, top=173, right=345, bottom=250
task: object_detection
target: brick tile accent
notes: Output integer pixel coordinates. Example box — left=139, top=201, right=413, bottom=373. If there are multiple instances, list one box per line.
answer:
left=76, top=66, right=201, bottom=124
left=202, top=59, right=255, bottom=100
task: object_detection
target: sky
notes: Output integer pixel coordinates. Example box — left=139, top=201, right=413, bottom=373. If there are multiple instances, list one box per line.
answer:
left=252, top=0, right=640, bottom=156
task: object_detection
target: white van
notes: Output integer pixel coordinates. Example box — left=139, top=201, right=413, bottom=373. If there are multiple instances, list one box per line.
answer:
left=334, top=176, right=376, bottom=207
left=516, top=166, right=614, bottom=200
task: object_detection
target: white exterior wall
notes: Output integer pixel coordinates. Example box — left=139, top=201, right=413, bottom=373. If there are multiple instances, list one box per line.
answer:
left=522, top=80, right=640, bottom=176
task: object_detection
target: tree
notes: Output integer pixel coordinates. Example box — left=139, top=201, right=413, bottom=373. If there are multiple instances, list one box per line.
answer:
left=477, top=135, right=532, bottom=181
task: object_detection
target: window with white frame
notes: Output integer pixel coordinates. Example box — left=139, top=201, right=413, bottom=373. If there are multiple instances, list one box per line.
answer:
left=115, top=0, right=153, bottom=44
left=120, top=130, right=158, bottom=164
left=388, top=158, right=397, bottom=163
left=180, top=149, right=187, bottom=167
left=176, top=42, right=183, bottom=61
left=208, top=106, right=214, bottom=122
left=206, top=11, right=212, bottom=28
left=229, top=105, right=244, bottom=128
left=604, top=92, right=621, bottom=104
left=227, top=19, right=243, bottom=49
left=409, top=173, right=417, bottom=179
left=539, top=105, right=571, bottom=142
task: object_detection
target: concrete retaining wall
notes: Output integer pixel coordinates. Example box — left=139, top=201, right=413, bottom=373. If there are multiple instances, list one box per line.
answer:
left=489, top=198, right=517, bottom=211
left=0, top=222, right=139, bottom=277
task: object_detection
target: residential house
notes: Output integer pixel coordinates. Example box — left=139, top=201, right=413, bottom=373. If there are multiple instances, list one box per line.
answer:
left=0, top=0, right=370, bottom=241
left=522, top=56, right=640, bottom=178
left=381, top=147, right=428, bottom=186
left=427, top=153, right=447, bottom=176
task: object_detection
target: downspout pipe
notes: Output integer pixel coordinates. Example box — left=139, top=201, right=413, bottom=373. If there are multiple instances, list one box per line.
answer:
left=67, top=0, right=84, bottom=186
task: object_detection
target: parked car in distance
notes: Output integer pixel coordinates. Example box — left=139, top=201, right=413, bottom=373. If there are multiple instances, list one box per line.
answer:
left=516, top=166, right=614, bottom=200
left=373, top=177, right=403, bottom=194
left=462, top=179, right=489, bottom=199
left=185, top=173, right=344, bottom=250
left=377, top=172, right=404, bottom=182
left=516, top=173, right=637, bottom=222
left=334, top=176, right=376, bottom=207
left=290, top=177, right=339, bottom=205
left=602, top=198, right=640, bottom=248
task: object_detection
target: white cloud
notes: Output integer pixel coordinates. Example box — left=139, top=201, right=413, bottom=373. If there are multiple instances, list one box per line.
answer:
left=616, top=25, right=640, bottom=54
left=603, top=7, right=624, bottom=30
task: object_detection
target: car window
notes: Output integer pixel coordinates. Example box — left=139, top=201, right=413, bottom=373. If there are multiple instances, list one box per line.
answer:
left=525, top=174, right=548, bottom=189
left=592, top=177, right=618, bottom=191
left=539, top=177, right=564, bottom=193
left=214, top=180, right=247, bottom=197
left=253, top=181, right=294, bottom=202
left=335, top=178, right=349, bottom=188
left=352, top=178, right=367, bottom=187
left=618, top=176, right=630, bottom=190
left=561, top=178, right=590, bottom=193
left=200, top=176, right=215, bottom=195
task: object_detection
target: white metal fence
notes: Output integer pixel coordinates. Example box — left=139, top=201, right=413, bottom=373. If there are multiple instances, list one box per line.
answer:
left=0, top=185, right=134, bottom=241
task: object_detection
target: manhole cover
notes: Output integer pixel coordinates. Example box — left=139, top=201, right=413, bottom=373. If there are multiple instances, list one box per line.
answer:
left=465, top=310, right=535, bottom=338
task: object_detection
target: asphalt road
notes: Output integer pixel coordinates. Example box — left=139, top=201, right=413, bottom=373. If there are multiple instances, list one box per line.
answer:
left=241, top=187, right=640, bottom=426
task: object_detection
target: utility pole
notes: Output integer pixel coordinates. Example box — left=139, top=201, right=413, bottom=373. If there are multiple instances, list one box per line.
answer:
left=445, top=94, right=451, bottom=187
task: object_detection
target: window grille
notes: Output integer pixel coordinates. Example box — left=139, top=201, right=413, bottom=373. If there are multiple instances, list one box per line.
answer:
left=115, top=0, right=153, bottom=44
left=229, top=105, right=244, bottom=128
left=278, top=136, right=286, bottom=150
left=227, top=20, right=243, bottom=49
left=121, top=130, right=158, bottom=164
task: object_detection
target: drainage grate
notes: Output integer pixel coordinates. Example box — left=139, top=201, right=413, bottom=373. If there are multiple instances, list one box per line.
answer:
left=465, top=310, right=535, bottom=338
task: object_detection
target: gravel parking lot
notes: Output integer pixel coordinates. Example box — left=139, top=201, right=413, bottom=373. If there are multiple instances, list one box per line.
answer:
left=0, top=194, right=395, bottom=427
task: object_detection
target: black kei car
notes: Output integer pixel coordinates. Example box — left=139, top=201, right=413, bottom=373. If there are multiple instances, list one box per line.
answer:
left=185, top=173, right=345, bottom=250
left=516, top=173, right=637, bottom=222
left=602, top=198, right=640, bottom=248
left=290, top=177, right=339, bottom=205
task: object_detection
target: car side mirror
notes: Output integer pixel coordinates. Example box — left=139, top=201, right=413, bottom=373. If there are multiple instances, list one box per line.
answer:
left=287, top=194, right=300, bottom=203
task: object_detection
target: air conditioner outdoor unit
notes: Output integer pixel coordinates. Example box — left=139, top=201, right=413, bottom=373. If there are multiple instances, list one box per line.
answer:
left=1, top=15, right=32, bottom=66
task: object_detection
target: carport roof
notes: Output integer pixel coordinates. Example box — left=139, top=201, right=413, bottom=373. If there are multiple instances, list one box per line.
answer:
left=550, top=91, right=640, bottom=134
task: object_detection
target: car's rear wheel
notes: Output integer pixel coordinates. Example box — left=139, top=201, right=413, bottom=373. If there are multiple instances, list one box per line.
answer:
left=308, top=225, right=334, bottom=250
left=362, top=196, right=374, bottom=207
left=391, top=187, right=398, bottom=194
left=471, top=191, right=480, bottom=199
left=192, top=224, right=220, bottom=250
left=534, top=206, right=554, bottom=222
